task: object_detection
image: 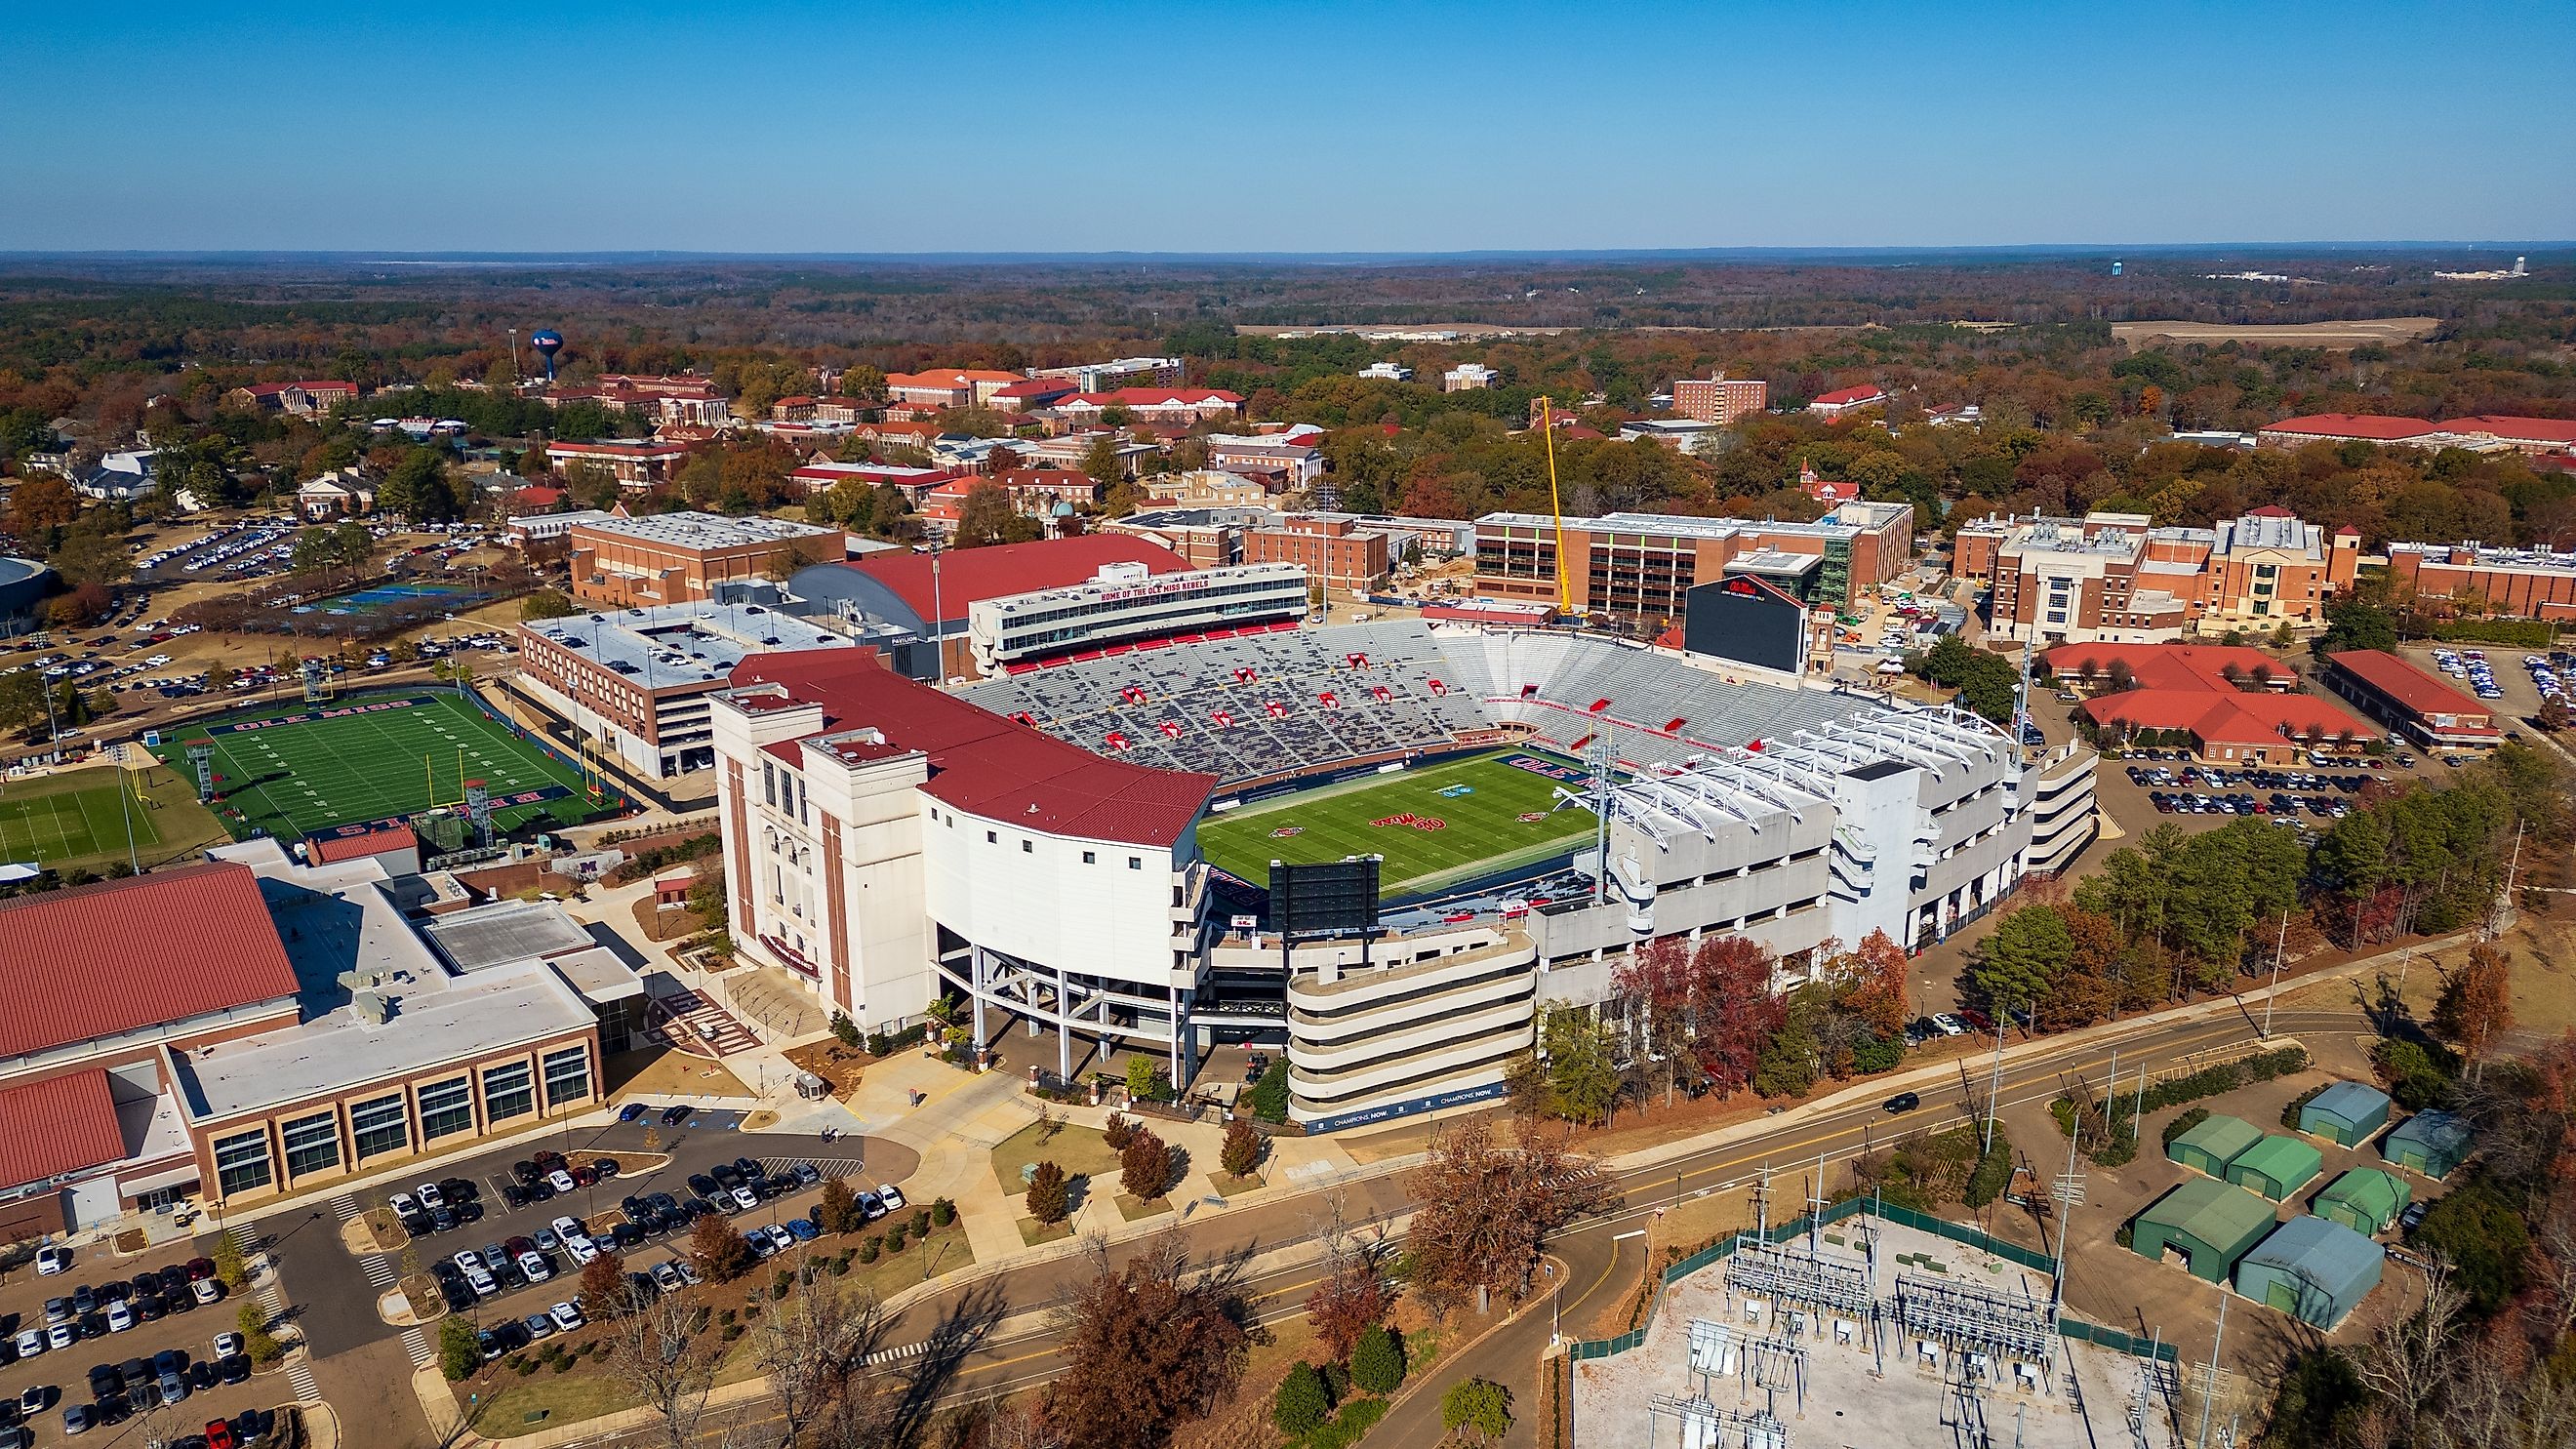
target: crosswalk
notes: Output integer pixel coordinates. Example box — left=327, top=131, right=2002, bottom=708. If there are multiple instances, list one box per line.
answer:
left=400, top=1326, right=434, bottom=1369
left=757, top=1155, right=872, bottom=1181
left=229, top=1225, right=324, bottom=1401
left=335, top=1195, right=403, bottom=1292
left=861, top=1339, right=930, bottom=1367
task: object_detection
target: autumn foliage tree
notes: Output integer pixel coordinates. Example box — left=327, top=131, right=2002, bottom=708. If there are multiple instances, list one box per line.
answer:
left=1406, top=1120, right=1613, bottom=1318
left=1044, top=1234, right=1250, bottom=1449
left=1119, top=1128, right=1171, bottom=1200
left=1610, top=933, right=1782, bottom=1105
left=1026, top=1161, right=1070, bottom=1227
left=2435, top=944, right=2516, bottom=1081
left=1218, top=1117, right=1262, bottom=1181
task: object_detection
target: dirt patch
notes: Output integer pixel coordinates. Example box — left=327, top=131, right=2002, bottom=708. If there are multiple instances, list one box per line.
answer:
left=782, top=1038, right=874, bottom=1096
left=1113, top=1193, right=1173, bottom=1223
left=343, top=1213, right=406, bottom=1256
left=2111, top=317, right=2440, bottom=350
left=604, top=1046, right=752, bottom=1100
left=1018, top=1219, right=1075, bottom=1248
left=1213, top=1172, right=1266, bottom=1197
left=398, top=1273, right=445, bottom=1323
left=112, top=1228, right=148, bottom=1255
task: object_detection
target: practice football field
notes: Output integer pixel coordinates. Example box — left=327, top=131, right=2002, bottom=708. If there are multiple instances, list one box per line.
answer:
left=0, top=765, right=229, bottom=871
left=1194, top=750, right=1597, bottom=901
left=146, top=690, right=616, bottom=844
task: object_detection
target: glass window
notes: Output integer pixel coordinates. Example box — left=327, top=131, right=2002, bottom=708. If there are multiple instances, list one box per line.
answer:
left=543, top=1045, right=592, bottom=1107
left=482, top=1061, right=535, bottom=1123
left=279, top=1111, right=341, bottom=1181
left=349, top=1092, right=410, bottom=1161
left=417, top=1075, right=475, bottom=1142
left=762, top=761, right=777, bottom=807
left=213, top=1128, right=273, bottom=1197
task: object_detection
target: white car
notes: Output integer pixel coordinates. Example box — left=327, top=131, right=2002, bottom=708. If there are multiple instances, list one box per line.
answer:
left=546, top=1169, right=578, bottom=1194
left=764, top=1226, right=796, bottom=1255
left=46, top=1323, right=74, bottom=1350
left=213, top=1332, right=243, bottom=1359
left=190, top=1278, right=221, bottom=1306
left=464, top=1266, right=498, bottom=1297
left=517, top=1251, right=552, bottom=1282
left=563, top=1235, right=599, bottom=1266
left=388, top=1191, right=419, bottom=1219
left=547, top=1302, right=584, bottom=1332
left=728, top=1187, right=757, bottom=1213
left=104, top=1301, right=134, bottom=1333
left=417, top=1183, right=446, bottom=1211
left=875, top=1185, right=906, bottom=1213
left=452, top=1249, right=485, bottom=1275
left=34, top=1246, right=71, bottom=1276
left=11, top=1329, right=41, bottom=1359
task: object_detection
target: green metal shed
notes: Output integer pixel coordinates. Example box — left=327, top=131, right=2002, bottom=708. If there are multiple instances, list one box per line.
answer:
left=2384, top=1109, right=2474, bottom=1180
left=2168, top=1113, right=2264, bottom=1178
left=2228, top=1135, right=2325, bottom=1201
left=2298, top=1081, right=2393, bottom=1147
left=2131, top=1178, right=2278, bottom=1282
left=2235, top=1215, right=2383, bottom=1330
left=2312, top=1168, right=2411, bottom=1236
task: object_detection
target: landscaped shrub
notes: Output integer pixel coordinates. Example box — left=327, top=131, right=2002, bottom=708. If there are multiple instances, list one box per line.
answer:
left=1350, top=1323, right=1406, bottom=1394
left=1102, top=1113, right=1135, bottom=1150
left=857, top=1237, right=880, bottom=1265
left=930, top=1197, right=956, bottom=1228
left=1963, top=1132, right=2014, bottom=1208
left=1273, top=1361, right=1332, bottom=1436
left=885, top=1225, right=908, bottom=1253
left=2282, top=1084, right=2327, bottom=1129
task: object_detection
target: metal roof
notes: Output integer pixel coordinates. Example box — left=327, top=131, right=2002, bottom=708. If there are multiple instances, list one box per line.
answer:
left=2139, top=1177, right=2277, bottom=1254
left=2240, top=1216, right=2383, bottom=1304
left=2303, top=1081, right=2391, bottom=1127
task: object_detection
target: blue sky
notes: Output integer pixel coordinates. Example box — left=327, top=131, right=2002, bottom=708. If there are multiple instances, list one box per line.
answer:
left=5, top=1, right=2569, bottom=253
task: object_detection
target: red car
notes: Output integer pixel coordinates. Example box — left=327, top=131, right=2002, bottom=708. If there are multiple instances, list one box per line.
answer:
left=205, top=1419, right=237, bottom=1449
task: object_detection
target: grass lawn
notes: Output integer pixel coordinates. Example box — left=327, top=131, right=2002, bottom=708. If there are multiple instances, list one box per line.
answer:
left=1113, top=1193, right=1171, bottom=1223
left=145, top=688, right=621, bottom=843
left=1018, top=1218, right=1075, bottom=1247
left=989, top=1120, right=1121, bottom=1191
left=471, top=1225, right=978, bottom=1436
left=0, top=764, right=225, bottom=872
left=1193, top=749, right=1596, bottom=900
left=1213, top=1172, right=1266, bottom=1197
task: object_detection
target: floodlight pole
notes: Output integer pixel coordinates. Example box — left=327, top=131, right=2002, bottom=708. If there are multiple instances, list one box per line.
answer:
left=1982, top=1010, right=2008, bottom=1153
left=2196, top=1292, right=2228, bottom=1449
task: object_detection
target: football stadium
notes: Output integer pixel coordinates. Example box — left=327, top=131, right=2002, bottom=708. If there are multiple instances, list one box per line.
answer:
left=725, top=617, right=2099, bottom=1130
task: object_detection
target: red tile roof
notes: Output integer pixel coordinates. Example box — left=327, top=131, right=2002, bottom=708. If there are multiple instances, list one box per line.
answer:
left=1811, top=385, right=1886, bottom=407
left=1060, top=388, right=1243, bottom=409
left=728, top=650, right=1215, bottom=847
left=838, top=534, right=1192, bottom=624
left=0, top=1070, right=126, bottom=1188
left=2042, top=643, right=2293, bottom=694
left=2081, top=689, right=2372, bottom=747
left=2448, top=415, right=2576, bottom=446
left=2263, top=414, right=2437, bottom=441
left=2326, top=650, right=2494, bottom=723
left=0, top=863, right=300, bottom=1060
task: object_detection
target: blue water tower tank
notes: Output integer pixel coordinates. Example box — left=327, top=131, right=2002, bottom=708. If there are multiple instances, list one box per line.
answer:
left=531, top=329, right=565, bottom=381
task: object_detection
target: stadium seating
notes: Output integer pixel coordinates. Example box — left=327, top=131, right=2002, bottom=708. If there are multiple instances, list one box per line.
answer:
left=954, top=620, right=1874, bottom=787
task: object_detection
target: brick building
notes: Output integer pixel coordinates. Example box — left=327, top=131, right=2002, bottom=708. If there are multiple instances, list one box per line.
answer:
left=2323, top=650, right=2502, bottom=751
left=1960, top=508, right=2359, bottom=645
left=1670, top=373, right=1769, bottom=424
left=1245, top=516, right=1389, bottom=594
left=545, top=439, right=692, bottom=490
left=567, top=511, right=844, bottom=608
left=2384, top=541, right=2576, bottom=621
left=1473, top=501, right=1913, bottom=622
left=514, top=598, right=854, bottom=776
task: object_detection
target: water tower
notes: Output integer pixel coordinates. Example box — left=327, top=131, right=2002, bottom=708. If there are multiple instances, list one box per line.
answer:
left=531, top=329, right=565, bottom=381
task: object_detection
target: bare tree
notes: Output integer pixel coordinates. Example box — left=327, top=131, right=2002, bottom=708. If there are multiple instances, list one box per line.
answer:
left=600, top=1288, right=736, bottom=1449
left=2355, top=1256, right=2464, bottom=1448
left=754, top=1262, right=887, bottom=1448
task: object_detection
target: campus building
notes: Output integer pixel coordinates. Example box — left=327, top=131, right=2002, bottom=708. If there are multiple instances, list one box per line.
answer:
left=964, top=561, right=1308, bottom=675
left=2321, top=650, right=2501, bottom=751
left=567, top=511, right=845, bottom=609
left=1243, top=516, right=1389, bottom=595
left=0, top=849, right=635, bottom=1238
left=513, top=597, right=856, bottom=777
left=2384, top=541, right=2576, bottom=621
left=2045, top=643, right=2379, bottom=763
left=1472, top=502, right=1915, bottom=621
left=1959, top=508, right=2360, bottom=644
left=1031, top=356, right=1187, bottom=392
left=1670, top=373, right=1769, bottom=425
left=544, top=440, right=693, bottom=490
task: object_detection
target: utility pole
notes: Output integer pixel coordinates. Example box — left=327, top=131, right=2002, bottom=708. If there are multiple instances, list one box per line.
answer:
left=1983, top=1008, right=2009, bottom=1153
left=2261, top=910, right=2290, bottom=1037
left=2195, top=1293, right=2229, bottom=1449
left=507, top=329, right=520, bottom=386
left=2050, top=1110, right=2085, bottom=1313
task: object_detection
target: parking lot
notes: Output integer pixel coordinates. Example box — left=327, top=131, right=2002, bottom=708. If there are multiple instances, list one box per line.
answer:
left=0, top=1233, right=286, bottom=1444
left=2121, top=755, right=2413, bottom=842
left=291, top=1117, right=920, bottom=1365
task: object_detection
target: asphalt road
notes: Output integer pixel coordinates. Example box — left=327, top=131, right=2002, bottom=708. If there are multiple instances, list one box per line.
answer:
left=545, top=999, right=2370, bottom=1447
left=286, top=1120, right=913, bottom=1358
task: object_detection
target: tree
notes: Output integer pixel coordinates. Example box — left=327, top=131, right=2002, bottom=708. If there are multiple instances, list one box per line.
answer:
left=1405, top=1120, right=1612, bottom=1317
left=816, top=1176, right=861, bottom=1236
left=49, top=515, right=133, bottom=587
left=1539, top=1003, right=1622, bottom=1125
left=1973, top=905, right=2071, bottom=1016
left=1303, top=1252, right=1386, bottom=1365
left=755, top=1274, right=886, bottom=1448
left=1249, top=1058, right=1289, bottom=1122
left=1828, top=929, right=1911, bottom=1041
left=578, top=1250, right=628, bottom=1320
left=1219, top=1117, right=1262, bottom=1180
left=1119, top=1128, right=1171, bottom=1200
left=1080, top=434, right=1125, bottom=488
left=2315, top=596, right=2397, bottom=658
left=436, top=1314, right=481, bottom=1382
left=379, top=448, right=463, bottom=522
left=1349, top=1323, right=1405, bottom=1394
left=1026, top=1160, right=1070, bottom=1226
left=1271, top=1362, right=1331, bottom=1436
left=6, top=474, right=77, bottom=543
left=1124, top=1052, right=1163, bottom=1102
left=235, top=1300, right=284, bottom=1365
left=838, top=365, right=886, bottom=401
left=2433, top=944, right=2515, bottom=1080
left=954, top=481, right=1040, bottom=547
left=1045, top=1233, right=1250, bottom=1449
left=599, top=1287, right=725, bottom=1449
left=520, top=588, right=578, bottom=621
left=687, top=1214, right=755, bottom=1282
left=1440, top=1378, right=1512, bottom=1443
left=210, top=1235, right=248, bottom=1290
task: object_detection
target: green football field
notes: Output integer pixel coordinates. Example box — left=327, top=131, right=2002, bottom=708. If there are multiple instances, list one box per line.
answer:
left=1195, top=750, right=1597, bottom=901
left=0, top=765, right=225, bottom=871
left=146, top=690, right=619, bottom=845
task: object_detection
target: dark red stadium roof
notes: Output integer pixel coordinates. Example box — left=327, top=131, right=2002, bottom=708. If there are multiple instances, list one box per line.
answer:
left=729, top=649, right=1215, bottom=847
left=836, top=535, right=1192, bottom=625
left=306, top=823, right=419, bottom=864
left=0, top=863, right=301, bottom=1061
left=0, top=1069, right=125, bottom=1188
